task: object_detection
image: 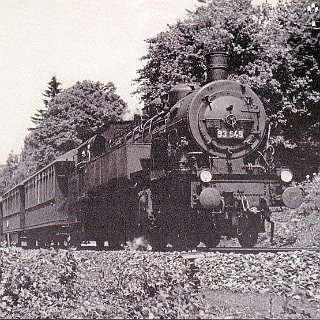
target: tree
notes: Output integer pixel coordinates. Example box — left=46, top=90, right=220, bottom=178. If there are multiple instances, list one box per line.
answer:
left=23, top=80, right=128, bottom=171
left=43, top=76, right=62, bottom=102
left=134, top=0, right=319, bottom=177
left=134, top=0, right=265, bottom=104
left=0, top=152, right=27, bottom=194
left=240, top=0, right=320, bottom=178
left=31, top=76, right=63, bottom=125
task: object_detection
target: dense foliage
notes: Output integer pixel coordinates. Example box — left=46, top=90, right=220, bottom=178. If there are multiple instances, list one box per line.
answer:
left=0, top=79, right=128, bottom=194
left=0, top=153, right=28, bottom=196
left=135, top=0, right=263, bottom=102
left=23, top=80, right=127, bottom=170
left=0, top=247, right=319, bottom=318
left=0, top=249, right=204, bottom=319
left=135, top=0, right=320, bottom=178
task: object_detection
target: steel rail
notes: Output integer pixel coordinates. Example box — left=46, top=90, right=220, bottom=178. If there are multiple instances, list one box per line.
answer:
left=180, top=247, right=320, bottom=260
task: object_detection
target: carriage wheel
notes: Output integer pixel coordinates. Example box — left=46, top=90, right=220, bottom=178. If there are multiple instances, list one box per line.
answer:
left=38, top=238, right=50, bottom=248
left=108, top=236, right=122, bottom=250
left=95, top=239, right=105, bottom=250
left=27, top=238, right=37, bottom=249
left=69, top=234, right=82, bottom=250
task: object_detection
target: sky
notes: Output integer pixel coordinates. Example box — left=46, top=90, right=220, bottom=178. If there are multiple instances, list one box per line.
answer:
left=0, top=0, right=276, bottom=165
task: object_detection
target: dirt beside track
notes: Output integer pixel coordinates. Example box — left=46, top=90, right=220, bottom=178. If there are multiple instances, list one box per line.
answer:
left=201, top=290, right=319, bottom=319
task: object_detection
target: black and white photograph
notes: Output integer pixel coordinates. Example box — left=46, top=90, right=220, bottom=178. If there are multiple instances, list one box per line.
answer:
left=0, top=0, right=319, bottom=318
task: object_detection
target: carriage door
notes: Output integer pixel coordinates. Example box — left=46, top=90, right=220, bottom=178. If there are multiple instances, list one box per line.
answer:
left=77, top=146, right=90, bottom=199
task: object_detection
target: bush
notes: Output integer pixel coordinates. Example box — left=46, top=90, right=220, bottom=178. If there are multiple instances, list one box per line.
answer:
left=0, top=248, right=206, bottom=319
left=297, top=173, right=320, bottom=217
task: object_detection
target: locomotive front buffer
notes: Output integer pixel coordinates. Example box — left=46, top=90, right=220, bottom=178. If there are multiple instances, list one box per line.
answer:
left=189, top=165, right=303, bottom=245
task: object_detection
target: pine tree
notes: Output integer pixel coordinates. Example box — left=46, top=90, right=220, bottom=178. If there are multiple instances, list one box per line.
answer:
left=43, top=76, right=62, bottom=104
left=31, top=76, right=62, bottom=125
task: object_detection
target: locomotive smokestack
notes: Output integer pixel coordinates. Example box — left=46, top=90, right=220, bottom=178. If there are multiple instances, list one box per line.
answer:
left=205, top=52, right=228, bottom=82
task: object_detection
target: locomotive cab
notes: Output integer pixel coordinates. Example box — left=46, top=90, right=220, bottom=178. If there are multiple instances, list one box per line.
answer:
left=76, top=134, right=106, bottom=165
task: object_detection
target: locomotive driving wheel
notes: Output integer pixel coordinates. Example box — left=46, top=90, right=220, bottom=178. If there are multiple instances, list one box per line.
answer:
left=147, top=214, right=170, bottom=251
left=200, top=217, right=221, bottom=248
left=169, top=231, right=200, bottom=251
left=149, top=229, right=168, bottom=251
left=202, top=233, right=221, bottom=248
left=108, top=233, right=122, bottom=250
left=237, top=230, right=258, bottom=248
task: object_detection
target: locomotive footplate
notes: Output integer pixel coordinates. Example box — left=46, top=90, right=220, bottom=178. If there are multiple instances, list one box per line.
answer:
left=191, top=180, right=276, bottom=209
left=190, top=179, right=276, bottom=246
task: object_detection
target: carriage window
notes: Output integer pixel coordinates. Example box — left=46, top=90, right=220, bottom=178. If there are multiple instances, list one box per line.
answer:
left=76, top=135, right=106, bottom=166
left=25, top=166, right=56, bottom=209
left=12, top=189, right=19, bottom=213
left=25, top=183, right=29, bottom=208
left=9, top=194, right=12, bottom=213
left=32, top=179, right=35, bottom=207
left=37, top=176, right=39, bottom=204
left=4, top=189, right=20, bottom=215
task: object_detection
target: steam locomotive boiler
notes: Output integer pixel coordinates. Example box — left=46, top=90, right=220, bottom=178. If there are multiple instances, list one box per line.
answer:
left=0, top=52, right=304, bottom=249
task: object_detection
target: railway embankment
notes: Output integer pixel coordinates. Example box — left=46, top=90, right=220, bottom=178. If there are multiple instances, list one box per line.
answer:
left=1, top=247, right=319, bottom=319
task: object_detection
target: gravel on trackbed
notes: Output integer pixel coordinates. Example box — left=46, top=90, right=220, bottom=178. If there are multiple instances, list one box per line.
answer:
left=195, top=251, right=320, bottom=299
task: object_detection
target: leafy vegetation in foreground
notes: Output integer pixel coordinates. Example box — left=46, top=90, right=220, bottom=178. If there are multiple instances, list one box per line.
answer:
left=0, top=249, right=205, bottom=319
left=0, top=172, right=319, bottom=320
left=1, top=247, right=319, bottom=319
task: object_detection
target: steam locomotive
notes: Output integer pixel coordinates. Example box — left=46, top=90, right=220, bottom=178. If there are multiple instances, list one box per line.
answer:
left=0, top=52, right=303, bottom=249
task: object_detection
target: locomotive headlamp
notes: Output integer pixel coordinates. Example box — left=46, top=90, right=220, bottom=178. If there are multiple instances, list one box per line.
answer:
left=280, top=169, right=293, bottom=183
left=200, top=170, right=212, bottom=183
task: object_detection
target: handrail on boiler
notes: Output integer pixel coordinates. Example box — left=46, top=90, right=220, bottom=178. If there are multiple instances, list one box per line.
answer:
left=141, top=112, right=163, bottom=142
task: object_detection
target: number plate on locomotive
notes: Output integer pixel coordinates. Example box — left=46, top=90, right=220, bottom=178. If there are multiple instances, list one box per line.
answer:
left=217, top=130, right=244, bottom=139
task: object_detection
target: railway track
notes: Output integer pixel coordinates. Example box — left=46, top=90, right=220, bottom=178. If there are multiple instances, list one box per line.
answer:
left=180, top=247, right=320, bottom=260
